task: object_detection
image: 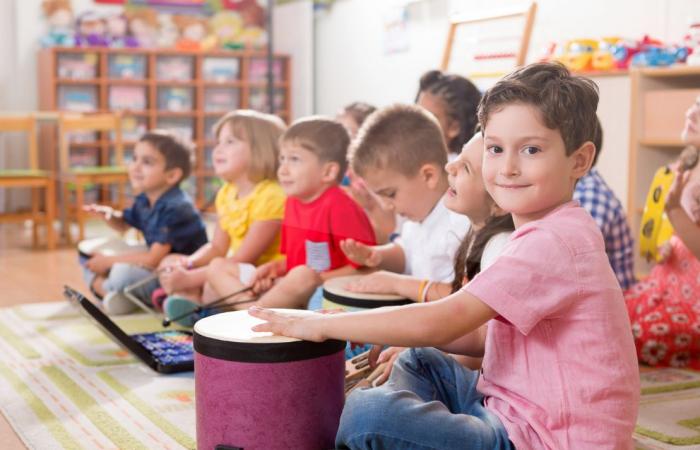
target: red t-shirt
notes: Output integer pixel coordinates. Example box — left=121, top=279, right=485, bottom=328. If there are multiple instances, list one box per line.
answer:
left=281, top=185, right=376, bottom=272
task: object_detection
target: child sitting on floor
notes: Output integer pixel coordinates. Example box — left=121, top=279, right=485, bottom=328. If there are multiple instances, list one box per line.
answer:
left=157, top=111, right=286, bottom=322
left=625, top=95, right=700, bottom=369
left=82, top=131, right=207, bottom=314
left=196, top=117, right=376, bottom=316
left=250, top=62, right=640, bottom=450
left=340, top=104, right=471, bottom=288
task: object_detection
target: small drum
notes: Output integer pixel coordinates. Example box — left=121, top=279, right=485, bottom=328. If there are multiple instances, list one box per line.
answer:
left=322, top=275, right=413, bottom=312
left=193, top=310, right=346, bottom=450
left=77, top=236, right=147, bottom=264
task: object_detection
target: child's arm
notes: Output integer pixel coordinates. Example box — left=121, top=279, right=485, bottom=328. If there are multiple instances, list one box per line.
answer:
left=250, top=288, right=497, bottom=347
left=83, top=204, right=130, bottom=233
left=86, top=242, right=171, bottom=275
left=340, top=239, right=405, bottom=273
left=666, top=168, right=700, bottom=259
left=226, top=219, right=282, bottom=264
left=185, top=223, right=231, bottom=268
left=344, top=270, right=453, bottom=301
left=249, top=258, right=287, bottom=294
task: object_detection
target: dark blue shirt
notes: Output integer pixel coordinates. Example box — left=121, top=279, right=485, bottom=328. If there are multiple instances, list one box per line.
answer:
left=123, top=187, right=208, bottom=255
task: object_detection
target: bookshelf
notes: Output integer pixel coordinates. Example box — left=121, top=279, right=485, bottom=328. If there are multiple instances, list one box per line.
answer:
left=627, top=65, right=700, bottom=275
left=37, top=47, right=291, bottom=209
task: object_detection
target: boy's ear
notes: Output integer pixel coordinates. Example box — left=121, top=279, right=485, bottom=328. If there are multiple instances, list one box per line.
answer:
left=321, top=161, right=341, bottom=184
left=419, top=163, right=442, bottom=189
left=571, top=141, right=595, bottom=179
left=165, top=167, right=183, bottom=186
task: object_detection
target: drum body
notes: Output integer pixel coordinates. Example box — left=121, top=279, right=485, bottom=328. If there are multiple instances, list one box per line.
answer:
left=322, top=275, right=413, bottom=312
left=193, top=310, right=346, bottom=450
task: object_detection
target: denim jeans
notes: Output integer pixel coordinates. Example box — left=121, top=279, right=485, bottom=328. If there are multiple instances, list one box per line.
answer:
left=336, top=347, right=513, bottom=450
left=82, top=262, right=158, bottom=302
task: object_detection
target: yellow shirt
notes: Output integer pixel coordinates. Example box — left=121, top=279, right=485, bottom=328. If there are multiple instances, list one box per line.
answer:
left=215, top=179, right=286, bottom=265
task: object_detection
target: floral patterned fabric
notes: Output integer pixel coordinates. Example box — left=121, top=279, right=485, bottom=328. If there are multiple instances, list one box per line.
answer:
left=625, top=236, right=700, bottom=369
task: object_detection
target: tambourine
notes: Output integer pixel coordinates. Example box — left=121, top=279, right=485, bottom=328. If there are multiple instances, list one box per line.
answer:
left=639, top=166, right=674, bottom=262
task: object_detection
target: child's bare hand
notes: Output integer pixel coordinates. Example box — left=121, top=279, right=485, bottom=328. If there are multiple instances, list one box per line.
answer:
left=665, top=168, right=691, bottom=214
left=249, top=307, right=326, bottom=342
left=83, top=204, right=114, bottom=221
left=249, top=262, right=278, bottom=294
left=159, top=265, right=190, bottom=294
left=345, top=271, right=400, bottom=295
left=340, top=239, right=381, bottom=267
left=657, top=241, right=673, bottom=264
left=367, top=345, right=405, bottom=386
left=85, top=254, right=112, bottom=275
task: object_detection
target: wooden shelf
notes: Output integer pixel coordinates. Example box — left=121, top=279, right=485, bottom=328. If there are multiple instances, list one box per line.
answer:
left=39, top=46, right=292, bottom=209
left=572, top=69, right=629, bottom=77
left=635, top=65, right=700, bottom=78
left=638, top=138, right=686, bottom=147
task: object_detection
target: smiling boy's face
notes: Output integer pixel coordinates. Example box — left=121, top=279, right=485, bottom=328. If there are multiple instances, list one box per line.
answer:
left=482, top=103, right=592, bottom=227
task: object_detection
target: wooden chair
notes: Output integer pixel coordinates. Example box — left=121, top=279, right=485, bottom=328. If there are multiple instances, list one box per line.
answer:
left=0, top=114, right=57, bottom=249
left=57, top=113, right=129, bottom=243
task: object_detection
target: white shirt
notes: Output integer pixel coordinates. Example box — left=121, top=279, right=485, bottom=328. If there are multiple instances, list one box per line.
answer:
left=480, top=232, right=512, bottom=271
left=395, top=198, right=470, bottom=281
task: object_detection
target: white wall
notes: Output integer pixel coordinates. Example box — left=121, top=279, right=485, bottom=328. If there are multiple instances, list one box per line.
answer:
left=313, top=0, right=700, bottom=208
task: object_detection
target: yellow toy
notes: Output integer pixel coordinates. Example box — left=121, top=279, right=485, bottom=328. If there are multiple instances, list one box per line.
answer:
left=557, top=39, right=598, bottom=72
left=639, top=166, right=675, bottom=262
left=592, top=37, right=622, bottom=71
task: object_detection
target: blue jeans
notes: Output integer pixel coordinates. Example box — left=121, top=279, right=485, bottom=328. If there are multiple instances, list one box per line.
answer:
left=336, top=347, right=513, bottom=450
left=82, top=262, right=158, bottom=302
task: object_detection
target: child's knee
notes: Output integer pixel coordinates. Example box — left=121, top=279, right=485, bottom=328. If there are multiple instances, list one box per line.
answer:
left=104, top=263, right=148, bottom=292
left=208, top=257, right=235, bottom=275
left=158, top=253, right=181, bottom=269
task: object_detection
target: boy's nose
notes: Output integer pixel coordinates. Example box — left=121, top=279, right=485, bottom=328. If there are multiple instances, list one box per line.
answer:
left=500, top=153, right=520, bottom=177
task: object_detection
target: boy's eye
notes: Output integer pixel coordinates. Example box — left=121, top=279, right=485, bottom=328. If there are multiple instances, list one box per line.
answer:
left=487, top=146, right=503, bottom=154
left=522, top=146, right=540, bottom=155
left=463, top=163, right=470, bottom=174
left=381, top=191, right=396, bottom=199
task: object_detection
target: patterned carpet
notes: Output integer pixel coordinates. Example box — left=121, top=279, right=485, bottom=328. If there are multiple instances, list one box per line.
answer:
left=0, top=301, right=699, bottom=449
left=0, top=302, right=195, bottom=449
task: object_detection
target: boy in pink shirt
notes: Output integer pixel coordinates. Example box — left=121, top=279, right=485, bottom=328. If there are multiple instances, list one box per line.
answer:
left=249, top=62, right=640, bottom=450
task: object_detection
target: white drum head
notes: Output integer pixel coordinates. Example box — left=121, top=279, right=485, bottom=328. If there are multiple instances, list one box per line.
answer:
left=194, top=309, right=317, bottom=344
left=323, top=275, right=406, bottom=301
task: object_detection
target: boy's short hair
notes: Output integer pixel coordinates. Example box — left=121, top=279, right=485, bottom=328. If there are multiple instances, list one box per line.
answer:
left=342, top=102, right=377, bottom=128
left=139, top=131, right=193, bottom=183
left=349, top=104, right=448, bottom=178
left=478, top=62, right=599, bottom=155
left=213, top=110, right=286, bottom=182
left=281, top=117, right=350, bottom=183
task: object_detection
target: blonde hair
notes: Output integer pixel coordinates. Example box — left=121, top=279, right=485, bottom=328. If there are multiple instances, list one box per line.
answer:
left=350, top=103, right=448, bottom=178
left=281, top=117, right=350, bottom=183
left=213, top=110, right=286, bottom=182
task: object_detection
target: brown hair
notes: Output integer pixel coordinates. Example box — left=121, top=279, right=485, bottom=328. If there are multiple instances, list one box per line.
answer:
left=349, top=104, right=448, bottom=178
left=213, top=110, right=286, bottom=182
left=342, top=102, right=377, bottom=128
left=451, top=213, right=514, bottom=293
left=139, top=131, right=193, bottom=183
left=416, top=70, right=482, bottom=154
left=281, top=117, right=350, bottom=183
left=478, top=62, right=599, bottom=155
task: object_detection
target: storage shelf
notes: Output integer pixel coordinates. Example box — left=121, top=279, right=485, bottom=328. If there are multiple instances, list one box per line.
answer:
left=40, top=46, right=291, bottom=210
left=638, top=138, right=686, bottom=148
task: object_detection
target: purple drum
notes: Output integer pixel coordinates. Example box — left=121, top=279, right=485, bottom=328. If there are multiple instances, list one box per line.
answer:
left=193, top=310, right=346, bottom=450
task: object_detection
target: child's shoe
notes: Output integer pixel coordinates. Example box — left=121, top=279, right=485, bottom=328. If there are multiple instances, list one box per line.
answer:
left=163, top=296, right=203, bottom=327
left=103, top=291, right=137, bottom=315
left=150, top=287, right=167, bottom=312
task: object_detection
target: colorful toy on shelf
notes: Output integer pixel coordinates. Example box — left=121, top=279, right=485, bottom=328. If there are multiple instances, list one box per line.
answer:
left=108, top=54, right=146, bottom=79
left=202, top=11, right=244, bottom=50
left=685, top=21, right=700, bottom=66
left=105, top=13, right=138, bottom=48
left=157, top=14, right=179, bottom=48
left=173, top=15, right=207, bottom=51
left=592, top=37, right=622, bottom=71
left=156, top=56, right=192, bottom=81
left=57, top=53, right=97, bottom=79
left=630, top=35, right=688, bottom=67
left=127, top=8, right=158, bottom=48
left=40, top=0, right=75, bottom=47
left=202, top=57, right=240, bottom=82
left=557, top=39, right=598, bottom=72
left=75, top=11, right=108, bottom=47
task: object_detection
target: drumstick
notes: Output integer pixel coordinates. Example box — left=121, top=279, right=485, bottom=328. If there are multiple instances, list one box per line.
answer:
left=162, top=285, right=254, bottom=327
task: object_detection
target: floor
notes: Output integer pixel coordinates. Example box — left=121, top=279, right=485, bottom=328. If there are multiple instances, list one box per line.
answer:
left=0, top=222, right=85, bottom=450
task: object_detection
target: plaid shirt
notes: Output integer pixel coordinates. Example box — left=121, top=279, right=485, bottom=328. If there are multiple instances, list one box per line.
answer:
left=574, top=168, right=636, bottom=290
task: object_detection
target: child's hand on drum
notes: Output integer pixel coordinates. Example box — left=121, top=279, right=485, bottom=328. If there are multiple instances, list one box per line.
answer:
left=345, top=271, right=401, bottom=295
left=368, top=345, right=405, bottom=386
left=86, top=254, right=112, bottom=275
left=340, top=239, right=381, bottom=268
left=249, top=307, right=326, bottom=342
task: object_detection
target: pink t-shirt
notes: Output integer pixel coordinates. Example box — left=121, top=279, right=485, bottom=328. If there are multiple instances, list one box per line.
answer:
left=466, top=201, right=639, bottom=450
